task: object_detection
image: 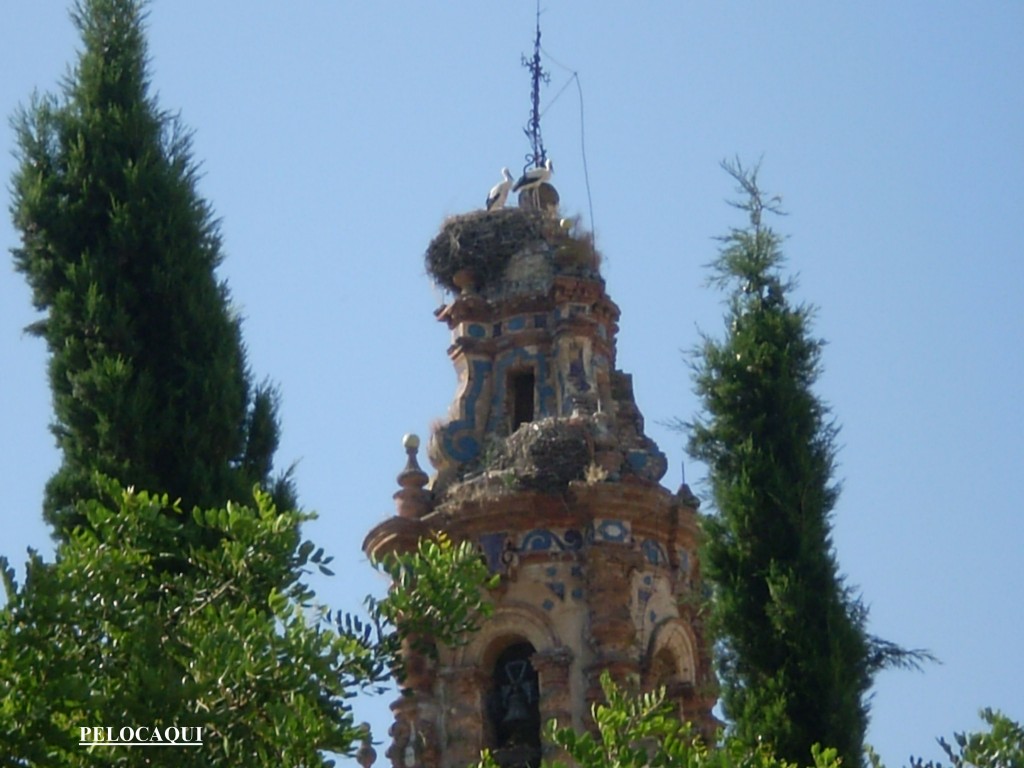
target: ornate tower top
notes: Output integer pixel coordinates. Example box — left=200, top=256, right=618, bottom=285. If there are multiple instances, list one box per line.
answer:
left=365, top=182, right=713, bottom=768
left=421, top=205, right=668, bottom=504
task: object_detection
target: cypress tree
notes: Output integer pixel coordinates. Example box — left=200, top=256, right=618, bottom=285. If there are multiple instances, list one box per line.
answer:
left=10, top=0, right=292, bottom=536
left=688, top=161, right=919, bottom=766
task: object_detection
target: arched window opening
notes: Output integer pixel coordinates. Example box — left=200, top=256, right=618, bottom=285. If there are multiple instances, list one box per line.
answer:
left=647, top=645, right=694, bottom=721
left=646, top=623, right=696, bottom=693
left=489, top=642, right=541, bottom=767
left=650, top=647, right=678, bottom=688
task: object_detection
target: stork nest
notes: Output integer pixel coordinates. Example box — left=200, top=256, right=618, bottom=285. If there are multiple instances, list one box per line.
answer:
left=495, top=419, right=592, bottom=492
left=425, top=208, right=547, bottom=293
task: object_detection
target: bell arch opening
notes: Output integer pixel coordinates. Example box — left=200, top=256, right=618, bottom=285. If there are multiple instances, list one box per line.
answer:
left=488, top=640, right=542, bottom=768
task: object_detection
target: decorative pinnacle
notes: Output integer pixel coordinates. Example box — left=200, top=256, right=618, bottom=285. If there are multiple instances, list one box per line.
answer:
left=399, top=433, right=426, bottom=485
left=395, top=433, right=430, bottom=519
left=355, top=723, right=376, bottom=768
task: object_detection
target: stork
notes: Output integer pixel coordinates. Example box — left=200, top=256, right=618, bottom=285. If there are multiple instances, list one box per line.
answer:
left=486, top=167, right=514, bottom=211
left=512, top=158, right=553, bottom=195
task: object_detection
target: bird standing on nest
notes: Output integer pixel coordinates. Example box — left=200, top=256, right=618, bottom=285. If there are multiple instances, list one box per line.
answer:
left=513, top=159, right=554, bottom=209
left=513, top=159, right=553, bottom=194
left=486, top=168, right=514, bottom=211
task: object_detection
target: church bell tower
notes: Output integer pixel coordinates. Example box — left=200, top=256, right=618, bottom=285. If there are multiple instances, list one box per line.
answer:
left=363, top=183, right=715, bottom=767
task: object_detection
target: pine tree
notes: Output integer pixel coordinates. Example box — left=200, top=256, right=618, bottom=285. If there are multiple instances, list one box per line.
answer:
left=688, top=161, right=920, bottom=766
left=10, top=0, right=292, bottom=536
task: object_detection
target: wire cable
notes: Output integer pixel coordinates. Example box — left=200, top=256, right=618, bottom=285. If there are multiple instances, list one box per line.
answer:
left=540, top=45, right=595, bottom=235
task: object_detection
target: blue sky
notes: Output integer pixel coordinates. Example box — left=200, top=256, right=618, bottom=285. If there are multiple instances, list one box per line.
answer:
left=2, top=2, right=1021, bottom=763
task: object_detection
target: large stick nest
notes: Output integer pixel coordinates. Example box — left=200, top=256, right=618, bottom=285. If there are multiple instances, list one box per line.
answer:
left=495, top=419, right=592, bottom=492
left=425, top=208, right=547, bottom=293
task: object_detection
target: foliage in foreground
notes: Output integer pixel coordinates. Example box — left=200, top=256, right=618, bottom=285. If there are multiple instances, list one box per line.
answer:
left=477, top=671, right=840, bottom=768
left=871, top=709, right=1024, bottom=768
left=686, top=160, right=928, bottom=766
left=0, top=477, right=494, bottom=766
left=476, top=672, right=1020, bottom=768
left=10, top=0, right=293, bottom=537
left=368, top=532, right=500, bottom=670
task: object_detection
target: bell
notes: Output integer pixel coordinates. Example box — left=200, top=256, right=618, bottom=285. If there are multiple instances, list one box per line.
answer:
left=502, top=688, right=531, bottom=726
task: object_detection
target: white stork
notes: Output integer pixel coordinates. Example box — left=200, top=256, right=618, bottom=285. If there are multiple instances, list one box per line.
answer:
left=486, top=167, right=514, bottom=211
left=512, top=158, right=554, bottom=195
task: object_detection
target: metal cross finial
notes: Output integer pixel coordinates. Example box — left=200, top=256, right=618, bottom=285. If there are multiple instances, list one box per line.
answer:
left=521, top=1, right=549, bottom=172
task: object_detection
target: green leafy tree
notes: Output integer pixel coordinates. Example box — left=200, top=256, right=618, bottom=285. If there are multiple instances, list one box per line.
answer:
left=368, top=531, right=500, bottom=672
left=477, top=671, right=841, bottom=768
left=9, top=0, right=291, bottom=536
left=686, top=161, right=926, bottom=766
left=866, top=710, right=1023, bottom=768
left=918, top=709, right=1024, bottom=768
left=0, top=476, right=495, bottom=766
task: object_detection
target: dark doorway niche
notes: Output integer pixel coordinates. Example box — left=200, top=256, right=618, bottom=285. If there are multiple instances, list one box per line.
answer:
left=510, top=370, right=535, bottom=431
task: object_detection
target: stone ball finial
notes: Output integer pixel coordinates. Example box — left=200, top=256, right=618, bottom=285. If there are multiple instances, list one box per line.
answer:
left=399, top=433, right=426, bottom=482
left=355, top=723, right=377, bottom=768
left=396, top=432, right=430, bottom=518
